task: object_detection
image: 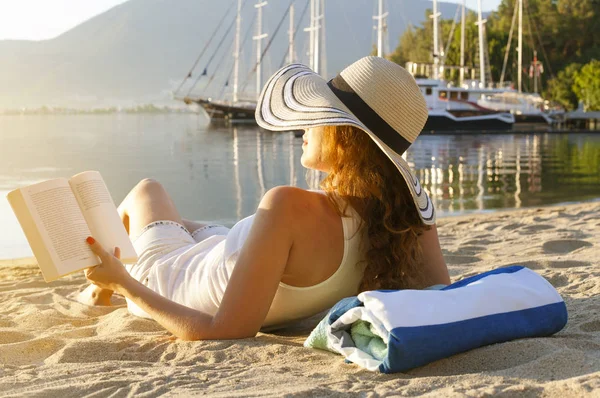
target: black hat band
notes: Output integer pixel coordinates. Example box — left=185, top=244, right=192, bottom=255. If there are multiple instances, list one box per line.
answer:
left=327, top=74, right=412, bottom=155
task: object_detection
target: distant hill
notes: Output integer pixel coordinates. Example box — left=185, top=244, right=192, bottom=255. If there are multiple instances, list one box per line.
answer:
left=0, top=0, right=470, bottom=109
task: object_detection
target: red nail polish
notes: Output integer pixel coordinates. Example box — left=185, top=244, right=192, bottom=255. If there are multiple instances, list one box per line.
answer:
left=86, top=236, right=96, bottom=244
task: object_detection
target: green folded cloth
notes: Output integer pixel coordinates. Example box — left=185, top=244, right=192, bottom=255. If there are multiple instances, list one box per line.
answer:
left=350, top=320, right=388, bottom=361
left=303, top=314, right=332, bottom=351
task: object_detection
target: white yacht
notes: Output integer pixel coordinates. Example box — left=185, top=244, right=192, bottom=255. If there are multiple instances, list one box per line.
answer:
left=404, top=0, right=515, bottom=132
left=477, top=91, right=557, bottom=125
left=407, top=0, right=559, bottom=130
left=416, top=78, right=515, bottom=131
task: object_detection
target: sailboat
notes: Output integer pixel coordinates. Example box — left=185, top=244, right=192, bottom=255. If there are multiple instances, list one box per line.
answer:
left=178, top=0, right=314, bottom=125
left=179, top=0, right=268, bottom=124
left=474, top=0, right=562, bottom=125
left=398, top=0, right=515, bottom=131
left=405, top=0, right=559, bottom=128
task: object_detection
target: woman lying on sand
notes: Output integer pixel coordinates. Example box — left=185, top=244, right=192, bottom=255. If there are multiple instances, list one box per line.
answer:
left=76, top=56, right=450, bottom=340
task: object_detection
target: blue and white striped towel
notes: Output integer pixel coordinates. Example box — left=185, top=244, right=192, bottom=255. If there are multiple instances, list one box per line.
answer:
left=304, top=266, right=568, bottom=373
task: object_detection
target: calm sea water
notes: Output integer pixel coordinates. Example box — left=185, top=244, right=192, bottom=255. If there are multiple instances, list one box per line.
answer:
left=1, top=114, right=599, bottom=259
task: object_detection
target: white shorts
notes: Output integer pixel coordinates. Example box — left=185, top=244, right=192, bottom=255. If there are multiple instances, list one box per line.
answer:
left=124, top=220, right=230, bottom=317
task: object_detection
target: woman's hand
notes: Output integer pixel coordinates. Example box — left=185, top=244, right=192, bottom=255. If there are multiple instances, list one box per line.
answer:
left=84, top=236, right=131, bottom=292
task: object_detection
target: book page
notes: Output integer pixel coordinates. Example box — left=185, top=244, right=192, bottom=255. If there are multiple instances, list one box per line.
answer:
left=69, top=171, right=137, bottom=263
left=14, top=179, right=98, bottom=280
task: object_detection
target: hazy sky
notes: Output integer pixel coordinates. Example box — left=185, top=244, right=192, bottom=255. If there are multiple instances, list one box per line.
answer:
left=0, top=0, right=502, bottom=41
left=0, top=0, right=128, bottom=40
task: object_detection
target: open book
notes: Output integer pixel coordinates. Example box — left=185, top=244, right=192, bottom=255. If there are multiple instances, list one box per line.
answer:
left=7, top=171, right=138, bottom=282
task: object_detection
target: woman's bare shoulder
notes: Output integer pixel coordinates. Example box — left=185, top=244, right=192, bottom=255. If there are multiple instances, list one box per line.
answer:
left=259, top=186, right=337, bottom=228
left=260, top=186, right=327, bottom=209
left=260, top=187, right=344, bottom=285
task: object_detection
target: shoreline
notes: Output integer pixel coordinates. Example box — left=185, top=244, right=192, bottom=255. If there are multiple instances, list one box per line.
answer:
left=1, top=199, right=599, bottom=265
left=434, top=196, right=600, bottom=221
left=438, top=196, right=600, bottom=220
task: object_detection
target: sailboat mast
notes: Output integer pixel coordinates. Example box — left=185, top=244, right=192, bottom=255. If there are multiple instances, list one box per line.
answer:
left=460, top=0, right=465, bottom=85
left=533, top=50, right=538, bottom=93
left=307, top=0, right=315, bottom=70
left=377, top=0, right=384, bottom=57
left=518, top=0, right=523, bottom=93
left=374, top=0, right=388, bottom=58
left=432, top=0, right=440, bottom=80
left=233, top=0, right=243, bottom=103
left=320, top=0, right=326, bottom=76
left=254, top=1, right=268, bottom=101
left=288, top=3, right=295, bottom=63
left=476, top=0, right=486, bottom=87
left=314, top=0, right=321, bottom=74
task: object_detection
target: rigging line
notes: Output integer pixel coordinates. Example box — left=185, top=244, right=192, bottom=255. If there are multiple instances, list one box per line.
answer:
left=279, top=0, right=310, bottom=68
left=201, top=34, right=236, bottom=93
left=186, top=3, right=243, bottom=97
left=522, top=0, right=538, bottom=86
left=442, top=3, right=461, bottom=65
left=523, top=2, right=535, bottom=52
left=218, top=12, right=258, bottom=100
left=384, top=0, right=390, bottom=56
left=240, top=1, right=294, bottom=93
left=524, top=0, right=554, bottom=78
left=204, top=10, right=258, bottom=96
left=217, top=68, right=233, bottom=100
left=174, top=0, right=238, bottom=97
left=397, top=0, right=410, bottom=33
left=371, top=0, right=377, bottom=53
left=320, top=0, right=327, bottom=76
left=500, top=0, right=519, bottom=85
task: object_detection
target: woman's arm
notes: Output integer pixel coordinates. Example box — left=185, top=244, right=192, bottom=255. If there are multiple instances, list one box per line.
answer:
left=85, top=242, right=223, bottom=340
left=85, top=186, right=304, bottom=340
left=118, top=277, right=217, bottom=340
left=418, top=224, right=451, bottom=285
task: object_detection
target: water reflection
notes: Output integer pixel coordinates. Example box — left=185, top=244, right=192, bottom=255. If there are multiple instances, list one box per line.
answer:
left=233, top=127, right=242, bottom=220
left=408, top=133, right=600, bottom=215
left=0, top=114, right=599, bottom=258
left=162, top=123, right=600, bottom=217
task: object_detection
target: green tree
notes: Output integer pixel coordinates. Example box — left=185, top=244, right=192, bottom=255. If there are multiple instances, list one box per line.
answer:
left=573, top=59, right=600, bottom=111
left=487, top=0, right=600, bottom=91
left=388, top=10, right=481, bottom=83
left=370, top=45, right=377, bottom=57
left=387, top=0, right=600, bottom=106
left=544, top=63, right=581, bottom=110
left=387, top=23, right=432, bottom=68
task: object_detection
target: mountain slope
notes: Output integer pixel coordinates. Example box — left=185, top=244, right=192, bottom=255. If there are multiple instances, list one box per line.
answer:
left=0, top=0, right=467, bottom=108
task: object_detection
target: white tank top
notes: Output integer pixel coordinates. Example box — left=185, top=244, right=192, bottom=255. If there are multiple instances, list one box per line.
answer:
left=146, top=191, right=367, bottom=329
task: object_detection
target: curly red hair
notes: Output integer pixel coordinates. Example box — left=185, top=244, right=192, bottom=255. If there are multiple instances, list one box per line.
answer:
left=318, top=125, right=431, bottom=292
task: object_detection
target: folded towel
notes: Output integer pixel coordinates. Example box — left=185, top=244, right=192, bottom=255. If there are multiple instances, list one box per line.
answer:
left=304, top=266, right=568, bottom=373
left=304, top=284, right=446, bottom=355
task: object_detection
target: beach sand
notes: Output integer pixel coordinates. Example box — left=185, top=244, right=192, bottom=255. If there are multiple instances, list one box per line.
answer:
left=0, top=202, right=599, bottom=397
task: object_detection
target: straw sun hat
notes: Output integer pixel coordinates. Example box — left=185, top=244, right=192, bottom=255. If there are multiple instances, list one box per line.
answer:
left=255, top=56, right=435, bottom=225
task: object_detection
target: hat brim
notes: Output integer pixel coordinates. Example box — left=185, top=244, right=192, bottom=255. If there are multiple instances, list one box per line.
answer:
left=255, top=64, right=435, bottom=225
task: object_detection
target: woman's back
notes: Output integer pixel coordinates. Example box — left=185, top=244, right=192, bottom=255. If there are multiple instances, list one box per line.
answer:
left=263, top=189, right=368, bottom=328
left=132, top=188, right=368, bottom=329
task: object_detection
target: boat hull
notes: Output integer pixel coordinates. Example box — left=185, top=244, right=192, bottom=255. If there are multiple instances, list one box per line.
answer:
left=423, top=111, right=515, bottom=131
left=514, top=113, right=554, bottom=125
left=185, top=97, right=256, bottom=124
left=187, top=98, right=515, bottom=133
